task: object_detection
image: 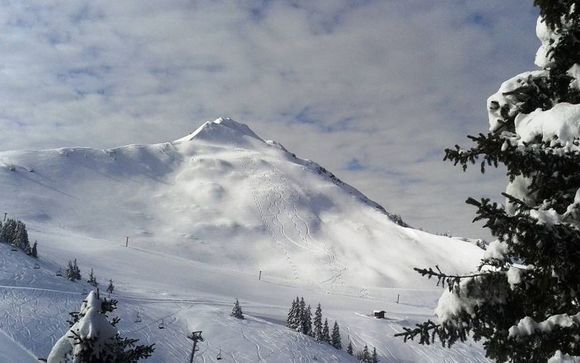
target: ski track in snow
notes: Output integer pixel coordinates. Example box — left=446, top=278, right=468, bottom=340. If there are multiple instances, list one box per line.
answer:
left=246, top=157, right=347, bottom=288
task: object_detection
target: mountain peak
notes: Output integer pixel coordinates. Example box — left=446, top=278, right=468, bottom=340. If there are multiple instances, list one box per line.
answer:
left=175, top=117, right=264, bottom=146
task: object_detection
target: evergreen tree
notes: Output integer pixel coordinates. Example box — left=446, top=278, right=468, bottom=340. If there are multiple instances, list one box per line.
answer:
left=0, top=219, right=16, bottom=244
left=396, top=1, right=580, bottom=362
left=47, top=290, right=154, bottom=362
left=321, top=318, right=330, bottom=343
left=30, top=240, right=38, bottom=258
left=301, top=304, right=312, bottom=336
left=287, top=297, right=300, bottom=330
left=66, top=259, right=81, bottom=281
left=313, top=303, right=323, bottom=341
left=371, top=347, right=379, bottom=363
left=14, top=221, right=29, bottom=251
left=331, top=321, right=341, bottom=349
left=231, top=298, right=244, bottom=319
left=107, top=279, right=115, bottom=295
left=357, top=345, right=370, bottom=363
left=87, top=269, right=98, bottom=287
left=73, top=259, right=81, bottom=280
left=297, top=297, right=306, bottom=333
left=346, top=341, right=353, bottom=355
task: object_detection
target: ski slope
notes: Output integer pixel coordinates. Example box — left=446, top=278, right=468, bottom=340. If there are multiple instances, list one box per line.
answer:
left=0, top=118, right=489, bottom=361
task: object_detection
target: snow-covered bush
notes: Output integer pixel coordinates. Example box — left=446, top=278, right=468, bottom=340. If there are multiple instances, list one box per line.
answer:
left=231, top=298, right=244, bottom=319
left=47, top=290, right=154, bottom=363
left=397, top=1, right=580, bottom=361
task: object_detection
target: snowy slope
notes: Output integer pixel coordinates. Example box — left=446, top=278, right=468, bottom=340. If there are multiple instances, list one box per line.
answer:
left=0, top=117, right=481, bottom=288
left=0, top=329, right=38, bottom=363
left=0, top=118, right=488, bottom=362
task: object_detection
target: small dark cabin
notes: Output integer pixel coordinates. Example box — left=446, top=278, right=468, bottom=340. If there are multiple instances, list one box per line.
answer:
left=373, top=310, right=386, bottom=319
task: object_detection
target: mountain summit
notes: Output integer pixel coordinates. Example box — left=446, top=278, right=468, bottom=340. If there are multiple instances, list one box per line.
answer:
left=0, top=118, right=482, bottom=287
left=175, top=117, right=265, bottom=146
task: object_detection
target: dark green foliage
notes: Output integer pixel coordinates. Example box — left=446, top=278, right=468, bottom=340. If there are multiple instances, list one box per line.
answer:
left=534, top=0, right=580, bottom=29
left=231, top=298, right=244, bottom=319
left=66, top=259, right=82, bottom=281
left=331, top=321, right=341, bottom=349
left=70, top=335, right=155, bottom=363
left=396, top=1, right=580, bottom=362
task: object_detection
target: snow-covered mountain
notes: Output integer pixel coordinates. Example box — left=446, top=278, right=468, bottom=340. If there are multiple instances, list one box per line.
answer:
left=0, top=118, right=488, bottom=362
left=0, top=117, right=480, bottom=288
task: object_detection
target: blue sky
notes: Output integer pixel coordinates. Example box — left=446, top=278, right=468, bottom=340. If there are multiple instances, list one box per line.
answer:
left=0, top=0, right=540, bottom=239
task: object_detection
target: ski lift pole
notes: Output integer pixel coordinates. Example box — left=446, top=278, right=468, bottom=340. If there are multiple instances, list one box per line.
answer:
left=188, top=331, right=204, bottom=363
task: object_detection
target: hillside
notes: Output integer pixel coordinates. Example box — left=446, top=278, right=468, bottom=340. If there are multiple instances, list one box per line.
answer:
left=0, top=117, right=481, bottom=288
left=0, top=118, right=488, bottom=361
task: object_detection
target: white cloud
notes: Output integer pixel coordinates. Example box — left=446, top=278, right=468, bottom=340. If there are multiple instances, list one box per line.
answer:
left=0, top=0, right=538, bottom=239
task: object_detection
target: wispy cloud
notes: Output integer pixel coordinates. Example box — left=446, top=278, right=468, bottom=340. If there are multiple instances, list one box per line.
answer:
left=0, top=0, right=538, bottom=239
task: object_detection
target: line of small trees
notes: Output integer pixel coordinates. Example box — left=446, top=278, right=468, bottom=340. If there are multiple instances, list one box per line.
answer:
left=287, top=297, right=380, bottom=361
left=62, top=260, right=115, bottom=294
left=287, top=297, right=342, bottom=349
left=0, top=218, right=37, bottom=257
left=352, top=344, right=379, bottom=363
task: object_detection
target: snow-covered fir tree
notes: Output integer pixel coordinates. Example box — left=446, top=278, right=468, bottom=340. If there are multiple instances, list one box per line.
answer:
left=321, top=318, right=330, bottom=343
left=313, top=303, right=323, bottom=341
left=331, top=321, right=341, bottom=349
left=231, top=298, right=244, bottom=319
left=47, top=290, right=154, bottom=362
left=396, top=1, right=580, bottom=362
left=107, top=279, right=115, bottom=295
left=287, top=297, right=300, bottom=330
